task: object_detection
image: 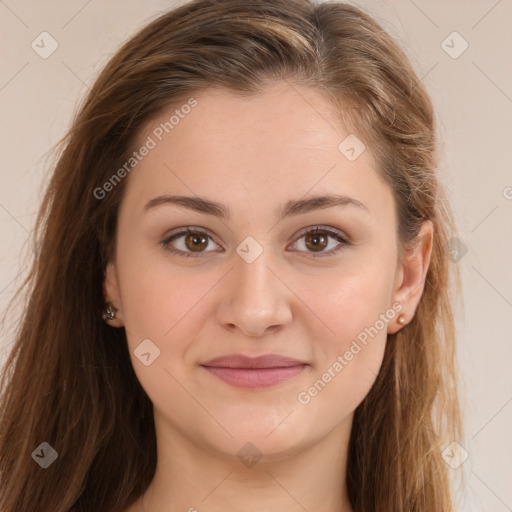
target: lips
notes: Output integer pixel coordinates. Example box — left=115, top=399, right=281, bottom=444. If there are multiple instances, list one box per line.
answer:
left=200, top=354, right=309, bottom=389
left=201, top=354, right=307, bottom=369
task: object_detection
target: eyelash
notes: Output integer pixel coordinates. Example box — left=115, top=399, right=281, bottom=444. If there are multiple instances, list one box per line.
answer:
left=160, top=225, right=351, bottom=259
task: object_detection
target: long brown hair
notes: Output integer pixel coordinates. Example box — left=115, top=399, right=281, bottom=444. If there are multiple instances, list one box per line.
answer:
left=0, top=0, right=464, bottom=510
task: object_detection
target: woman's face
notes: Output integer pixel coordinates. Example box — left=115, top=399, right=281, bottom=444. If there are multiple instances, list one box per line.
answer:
left=104, top=80, right=430, bottom=461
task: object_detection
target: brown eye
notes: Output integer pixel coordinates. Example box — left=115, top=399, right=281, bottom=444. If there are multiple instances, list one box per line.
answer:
left=290, top=226, right=350, bottom=257
left=184, top=232, right=209, bottom=252
left=162, top=228, right=220, bottom=257
left=304, top=231, right=328, bottom=252
left=163, top=225, right=349, bottom=259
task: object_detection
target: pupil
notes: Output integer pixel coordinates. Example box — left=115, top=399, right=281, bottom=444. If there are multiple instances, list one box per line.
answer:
left=187, top=233, right=207, bottom=251
left=307, top=232, right=327, bottom=251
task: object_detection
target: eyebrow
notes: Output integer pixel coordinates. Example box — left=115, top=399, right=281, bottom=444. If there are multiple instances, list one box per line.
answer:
left=143, top=193, right=370, bottom=220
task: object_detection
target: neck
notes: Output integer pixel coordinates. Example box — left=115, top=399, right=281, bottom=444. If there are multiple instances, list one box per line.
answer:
left=131, top=411, right=355, bottom=512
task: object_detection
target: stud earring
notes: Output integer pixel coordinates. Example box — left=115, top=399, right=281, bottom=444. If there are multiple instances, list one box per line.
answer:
left=102, top=302, right=117, bottom=321
left=397, top=313, right=407, bottom=325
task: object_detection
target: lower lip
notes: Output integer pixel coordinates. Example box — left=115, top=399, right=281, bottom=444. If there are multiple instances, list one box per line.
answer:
left=201, top=365, right=307, bottom=389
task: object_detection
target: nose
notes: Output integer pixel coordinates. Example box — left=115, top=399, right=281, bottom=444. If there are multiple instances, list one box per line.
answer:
left=215, top=246, right=293, bottom=338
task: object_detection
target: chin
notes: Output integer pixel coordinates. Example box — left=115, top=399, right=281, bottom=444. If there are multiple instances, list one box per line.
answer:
left=202, top=408, right=316, bottom=458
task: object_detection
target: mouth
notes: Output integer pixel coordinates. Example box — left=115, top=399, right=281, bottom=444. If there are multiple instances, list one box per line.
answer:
left=200, top=354, right=309, bottom=389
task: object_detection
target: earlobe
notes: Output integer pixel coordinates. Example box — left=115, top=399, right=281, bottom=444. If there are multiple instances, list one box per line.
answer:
left=388, top=220, right=434, bottom=334
left=102, top=262, right=124, bottom=327
left=387, top=305, right=408, bottom=335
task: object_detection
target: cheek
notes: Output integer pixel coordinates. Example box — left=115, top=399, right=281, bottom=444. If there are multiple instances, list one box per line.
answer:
left=295, top=274, right=391, bottom=416
left=116, top=236, right=212, bottom=342
left=116, top=256, right=230, bottom=410
left=293, top=253, right=394, bottom=403
left=299, top=251, right=396, bottom=344
left=118, top=261, right=212, bottom=415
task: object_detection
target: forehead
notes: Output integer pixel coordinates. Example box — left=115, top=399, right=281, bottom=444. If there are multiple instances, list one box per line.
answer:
left=121, top=81, right=391, bottom=218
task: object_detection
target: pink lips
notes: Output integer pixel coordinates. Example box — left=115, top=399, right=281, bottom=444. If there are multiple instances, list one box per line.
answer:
left=200, top=354, right=308, bottom=389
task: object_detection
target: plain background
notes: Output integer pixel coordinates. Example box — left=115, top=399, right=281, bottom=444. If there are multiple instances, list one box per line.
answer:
left=0, top=1, right=511, bottom=510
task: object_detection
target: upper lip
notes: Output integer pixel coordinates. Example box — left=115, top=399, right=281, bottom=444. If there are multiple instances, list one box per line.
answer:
left=200, top=354, right=308, bottom=369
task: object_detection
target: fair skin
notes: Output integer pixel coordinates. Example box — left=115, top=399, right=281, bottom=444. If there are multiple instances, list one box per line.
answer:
left=104, top=80, right=433, bottom=512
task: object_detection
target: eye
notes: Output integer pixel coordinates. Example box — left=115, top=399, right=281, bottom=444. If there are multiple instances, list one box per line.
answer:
left=161, top=225, right=351, bottom=258
left=161, top=227, right=221, bottom=258
left=289, top=226, right=350, bottom=257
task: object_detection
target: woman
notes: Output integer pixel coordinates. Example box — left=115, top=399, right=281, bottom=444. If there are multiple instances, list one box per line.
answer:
left=0, top=0, right=464, bottom=510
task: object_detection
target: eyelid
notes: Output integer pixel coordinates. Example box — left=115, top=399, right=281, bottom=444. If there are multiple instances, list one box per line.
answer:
left=161, top=226, right=221, bottom=257
left=287, top=225, right=351, bottom=257
left=292, top=225, right=350, bottom=244
left=161, top=225, right=351, bottom=258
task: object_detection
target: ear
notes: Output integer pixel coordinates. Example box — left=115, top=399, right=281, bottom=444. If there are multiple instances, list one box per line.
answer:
left=387, top=220, right=433, bottom=334
left=103, top=261, right=124, bottom=327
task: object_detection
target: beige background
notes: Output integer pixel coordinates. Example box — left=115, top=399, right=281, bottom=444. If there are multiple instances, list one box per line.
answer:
left=1, top=1, right=511, bottom=510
